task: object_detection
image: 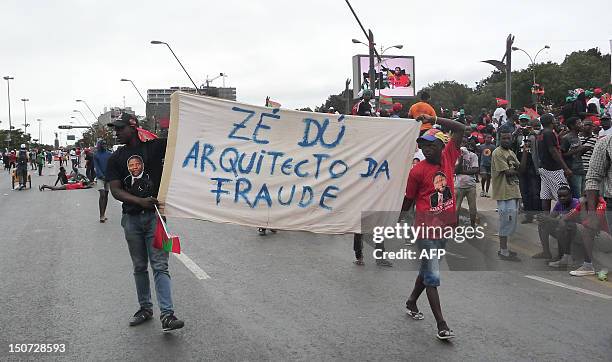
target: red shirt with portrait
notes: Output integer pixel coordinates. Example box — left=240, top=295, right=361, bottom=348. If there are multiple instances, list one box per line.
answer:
left=405, top=138, right=460, bottom=237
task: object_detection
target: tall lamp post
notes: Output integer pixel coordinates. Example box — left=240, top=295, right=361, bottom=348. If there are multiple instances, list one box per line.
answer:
left=150, top=40, right=201, bottom=94
left=73, top=110, right=93, bottom=129
left=37, top=119, right=42, bottom=145
left=511, top=45, right=550, bottom=85
left=511, top=45, right=550, bottom=110
left=75, top=99, right=98, bottom=120
left=3, top=76, right=14, bottom=148
left=21, top=98, right=29, bottom=137
left=120, top=78, right=147, bottom=104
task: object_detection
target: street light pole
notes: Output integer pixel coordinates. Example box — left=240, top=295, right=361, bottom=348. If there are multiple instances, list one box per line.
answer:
left=3, top=76, right=14, bottom=148
left=37, top=119, right=42, bottom=144
left=511, top=45, right=549, bottom=111
left=120, top=78, right=147, bottom=104
left=150, top=40, right=201, bottom=95
left=75, top=99, right=98, bottom=120
left=21, top=98, right=29, bottom=137
left=368, top=29, right=378, bottom=110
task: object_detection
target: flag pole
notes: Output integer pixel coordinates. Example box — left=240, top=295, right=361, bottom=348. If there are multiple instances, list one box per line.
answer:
left=154, top=204, right=170, bottom=236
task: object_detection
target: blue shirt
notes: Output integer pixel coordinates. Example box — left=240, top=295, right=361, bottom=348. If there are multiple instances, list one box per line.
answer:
left=552, top=198, right=579, bottom=214
left=93, top=149, right=112, bottom=180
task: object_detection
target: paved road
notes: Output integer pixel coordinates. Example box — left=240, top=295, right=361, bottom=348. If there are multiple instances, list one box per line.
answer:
left=1, top=163, right=611, bottom=361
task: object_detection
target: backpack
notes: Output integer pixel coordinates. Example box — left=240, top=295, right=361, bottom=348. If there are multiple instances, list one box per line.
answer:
left=17, top=150, right=28, bottom=166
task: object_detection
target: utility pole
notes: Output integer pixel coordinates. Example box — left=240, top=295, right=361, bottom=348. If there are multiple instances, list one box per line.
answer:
left=345, top=78, right=351, bottom=114
left=368, top=29, right=377, bottom=110
left=505, top=34, right=514, bottom=107
left=3, top=76, right=14, bottom=148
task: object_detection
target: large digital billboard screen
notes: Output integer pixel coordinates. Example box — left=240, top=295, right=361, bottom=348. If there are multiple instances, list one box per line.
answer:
left=352, top=55, right=415, bottom=99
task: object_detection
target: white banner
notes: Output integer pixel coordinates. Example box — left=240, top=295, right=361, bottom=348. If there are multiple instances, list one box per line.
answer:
left=158, top=92, right=421, bottom=234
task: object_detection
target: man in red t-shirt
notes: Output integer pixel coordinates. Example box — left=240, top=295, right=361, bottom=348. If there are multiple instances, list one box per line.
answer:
left=403, top=115, right=465, bottom=340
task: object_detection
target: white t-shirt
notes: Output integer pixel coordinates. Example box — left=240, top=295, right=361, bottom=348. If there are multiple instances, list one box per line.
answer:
left=493, top=107, right=507, bottom=124
left=413, top=149, right=425, bottom=162
left=587, top=97, right=601, bottom=115
left=455, top=150, right=479, bottom=188
left=598, top=127, right=612, bottom=138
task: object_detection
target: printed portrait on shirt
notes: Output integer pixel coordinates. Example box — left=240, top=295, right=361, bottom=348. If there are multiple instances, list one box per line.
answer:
left=429, top=171, right=453, bottom=210
left=124, top=155, right=153, bottom=198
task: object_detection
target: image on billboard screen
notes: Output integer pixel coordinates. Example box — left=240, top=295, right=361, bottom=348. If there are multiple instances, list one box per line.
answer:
left=352, top=55, right=415, bottom=99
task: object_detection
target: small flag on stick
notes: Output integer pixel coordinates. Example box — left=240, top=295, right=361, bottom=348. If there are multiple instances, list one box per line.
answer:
left=153, top=205, right=181, bottom=254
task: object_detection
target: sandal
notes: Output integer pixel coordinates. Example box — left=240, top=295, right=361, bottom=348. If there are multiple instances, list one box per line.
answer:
left=405, top=301, right=424, bottom=320
left=436, top=329, right=456, bottom=340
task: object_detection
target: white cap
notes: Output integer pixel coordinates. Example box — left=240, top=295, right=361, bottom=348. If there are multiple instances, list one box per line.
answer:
left=20, top=144, right=26, bottom=149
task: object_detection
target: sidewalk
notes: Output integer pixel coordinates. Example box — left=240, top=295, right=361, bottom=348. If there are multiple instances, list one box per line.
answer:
left=458, top=192, right=612, bottom=281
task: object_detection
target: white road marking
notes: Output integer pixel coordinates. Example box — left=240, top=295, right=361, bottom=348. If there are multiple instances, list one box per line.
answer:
left=174, top=252, right=210, bottom=280
left=445, top=251, right=467, bottom=259
left=524, top=275, right=612, bottom=300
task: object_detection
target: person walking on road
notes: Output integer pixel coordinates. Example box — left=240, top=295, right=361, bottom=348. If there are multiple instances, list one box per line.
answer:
left=403, top=115, right=465, bottom=340
left=94, top=140, right=112, bottom=223
left=36, top=150, right=45, bottom=176
left=106, top=113, right=184, bottom=332
left=15, top=144, right=29, bottom=189
left=491, top=131, right=522, bottom=261
left=70, top=148, right=78, bottom=170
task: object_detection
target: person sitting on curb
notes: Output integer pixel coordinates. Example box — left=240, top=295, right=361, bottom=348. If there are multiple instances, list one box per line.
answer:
left=534, top=184, right=578, bottom=265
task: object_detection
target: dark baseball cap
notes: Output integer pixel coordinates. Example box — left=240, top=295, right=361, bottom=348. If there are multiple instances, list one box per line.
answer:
left=107, top=113, right=138, bottom=128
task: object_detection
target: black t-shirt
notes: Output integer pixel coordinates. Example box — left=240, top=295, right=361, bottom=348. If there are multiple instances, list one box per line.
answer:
left=537, top=128, right=562, bottom=171
left=106, top=138, right=167, bottom=214
left=357, top=100, right=372, bottom=116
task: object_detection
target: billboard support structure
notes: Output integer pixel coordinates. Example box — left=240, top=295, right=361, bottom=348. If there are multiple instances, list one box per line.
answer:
left=368, top=29, right=378, bottom=110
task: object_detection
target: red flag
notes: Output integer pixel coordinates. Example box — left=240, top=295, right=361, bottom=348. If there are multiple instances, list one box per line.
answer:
left=522, top=107, right=539, bottom=120
left=136, top=127, right=158, bottom=142
left=153, top=207, right=181, bottom=254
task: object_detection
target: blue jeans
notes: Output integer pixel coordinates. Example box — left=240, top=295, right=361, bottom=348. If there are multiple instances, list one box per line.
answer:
left=121, top=210, right=174, bottom=315
left=568, top=174, right=584, bottom=199
left=416, top=239, right=447, bottom=287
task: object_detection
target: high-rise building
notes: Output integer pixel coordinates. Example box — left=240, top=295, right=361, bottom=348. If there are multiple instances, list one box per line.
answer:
left=96, top=107, right=135, bottom=128
left=146, top=86, right=237, bottom=130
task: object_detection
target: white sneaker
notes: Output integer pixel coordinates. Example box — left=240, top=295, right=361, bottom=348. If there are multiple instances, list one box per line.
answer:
left=549, top=255, right=573, bottom=268
left=569, top=264, right=595, bottom=276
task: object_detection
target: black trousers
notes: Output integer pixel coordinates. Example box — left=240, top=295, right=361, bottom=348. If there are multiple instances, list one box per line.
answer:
left=519, top=168, right=542, bottom=219
left=353, top=233, right=384, bottom=259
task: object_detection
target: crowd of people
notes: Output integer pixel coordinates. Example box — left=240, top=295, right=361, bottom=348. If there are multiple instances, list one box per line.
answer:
left=346, top=86, right=612, bottom=340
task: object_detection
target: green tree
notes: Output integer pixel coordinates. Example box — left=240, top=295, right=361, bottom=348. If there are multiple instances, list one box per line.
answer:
left=0, top=129, right=31, bottom=150
left=420, top=81, right=473, bottom=113
left=316, top=89, right=352, bottom=114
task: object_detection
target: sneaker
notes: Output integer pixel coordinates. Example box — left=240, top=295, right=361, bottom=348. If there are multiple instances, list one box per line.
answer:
left=498, top=250, right=520, bottom=261
left=161, top=313, right=184, bottom=332
left=376, top=259, right=393, bottom=267
left=129, top=308, right=153, bottom=326
left=549, top=255, right=573, bottom=268
left=569, top=264, right=596, bottom=277
left=257, top=228, right=266, bottom=236
left=480, top=191, right=485, bottom=197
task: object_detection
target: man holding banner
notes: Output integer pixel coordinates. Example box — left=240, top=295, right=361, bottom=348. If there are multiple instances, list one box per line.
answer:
left=106, top=113, right=185, bottom=332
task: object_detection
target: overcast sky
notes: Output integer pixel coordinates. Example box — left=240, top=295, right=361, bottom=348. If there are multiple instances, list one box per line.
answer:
left=0, top=0, right=609, bottom=144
